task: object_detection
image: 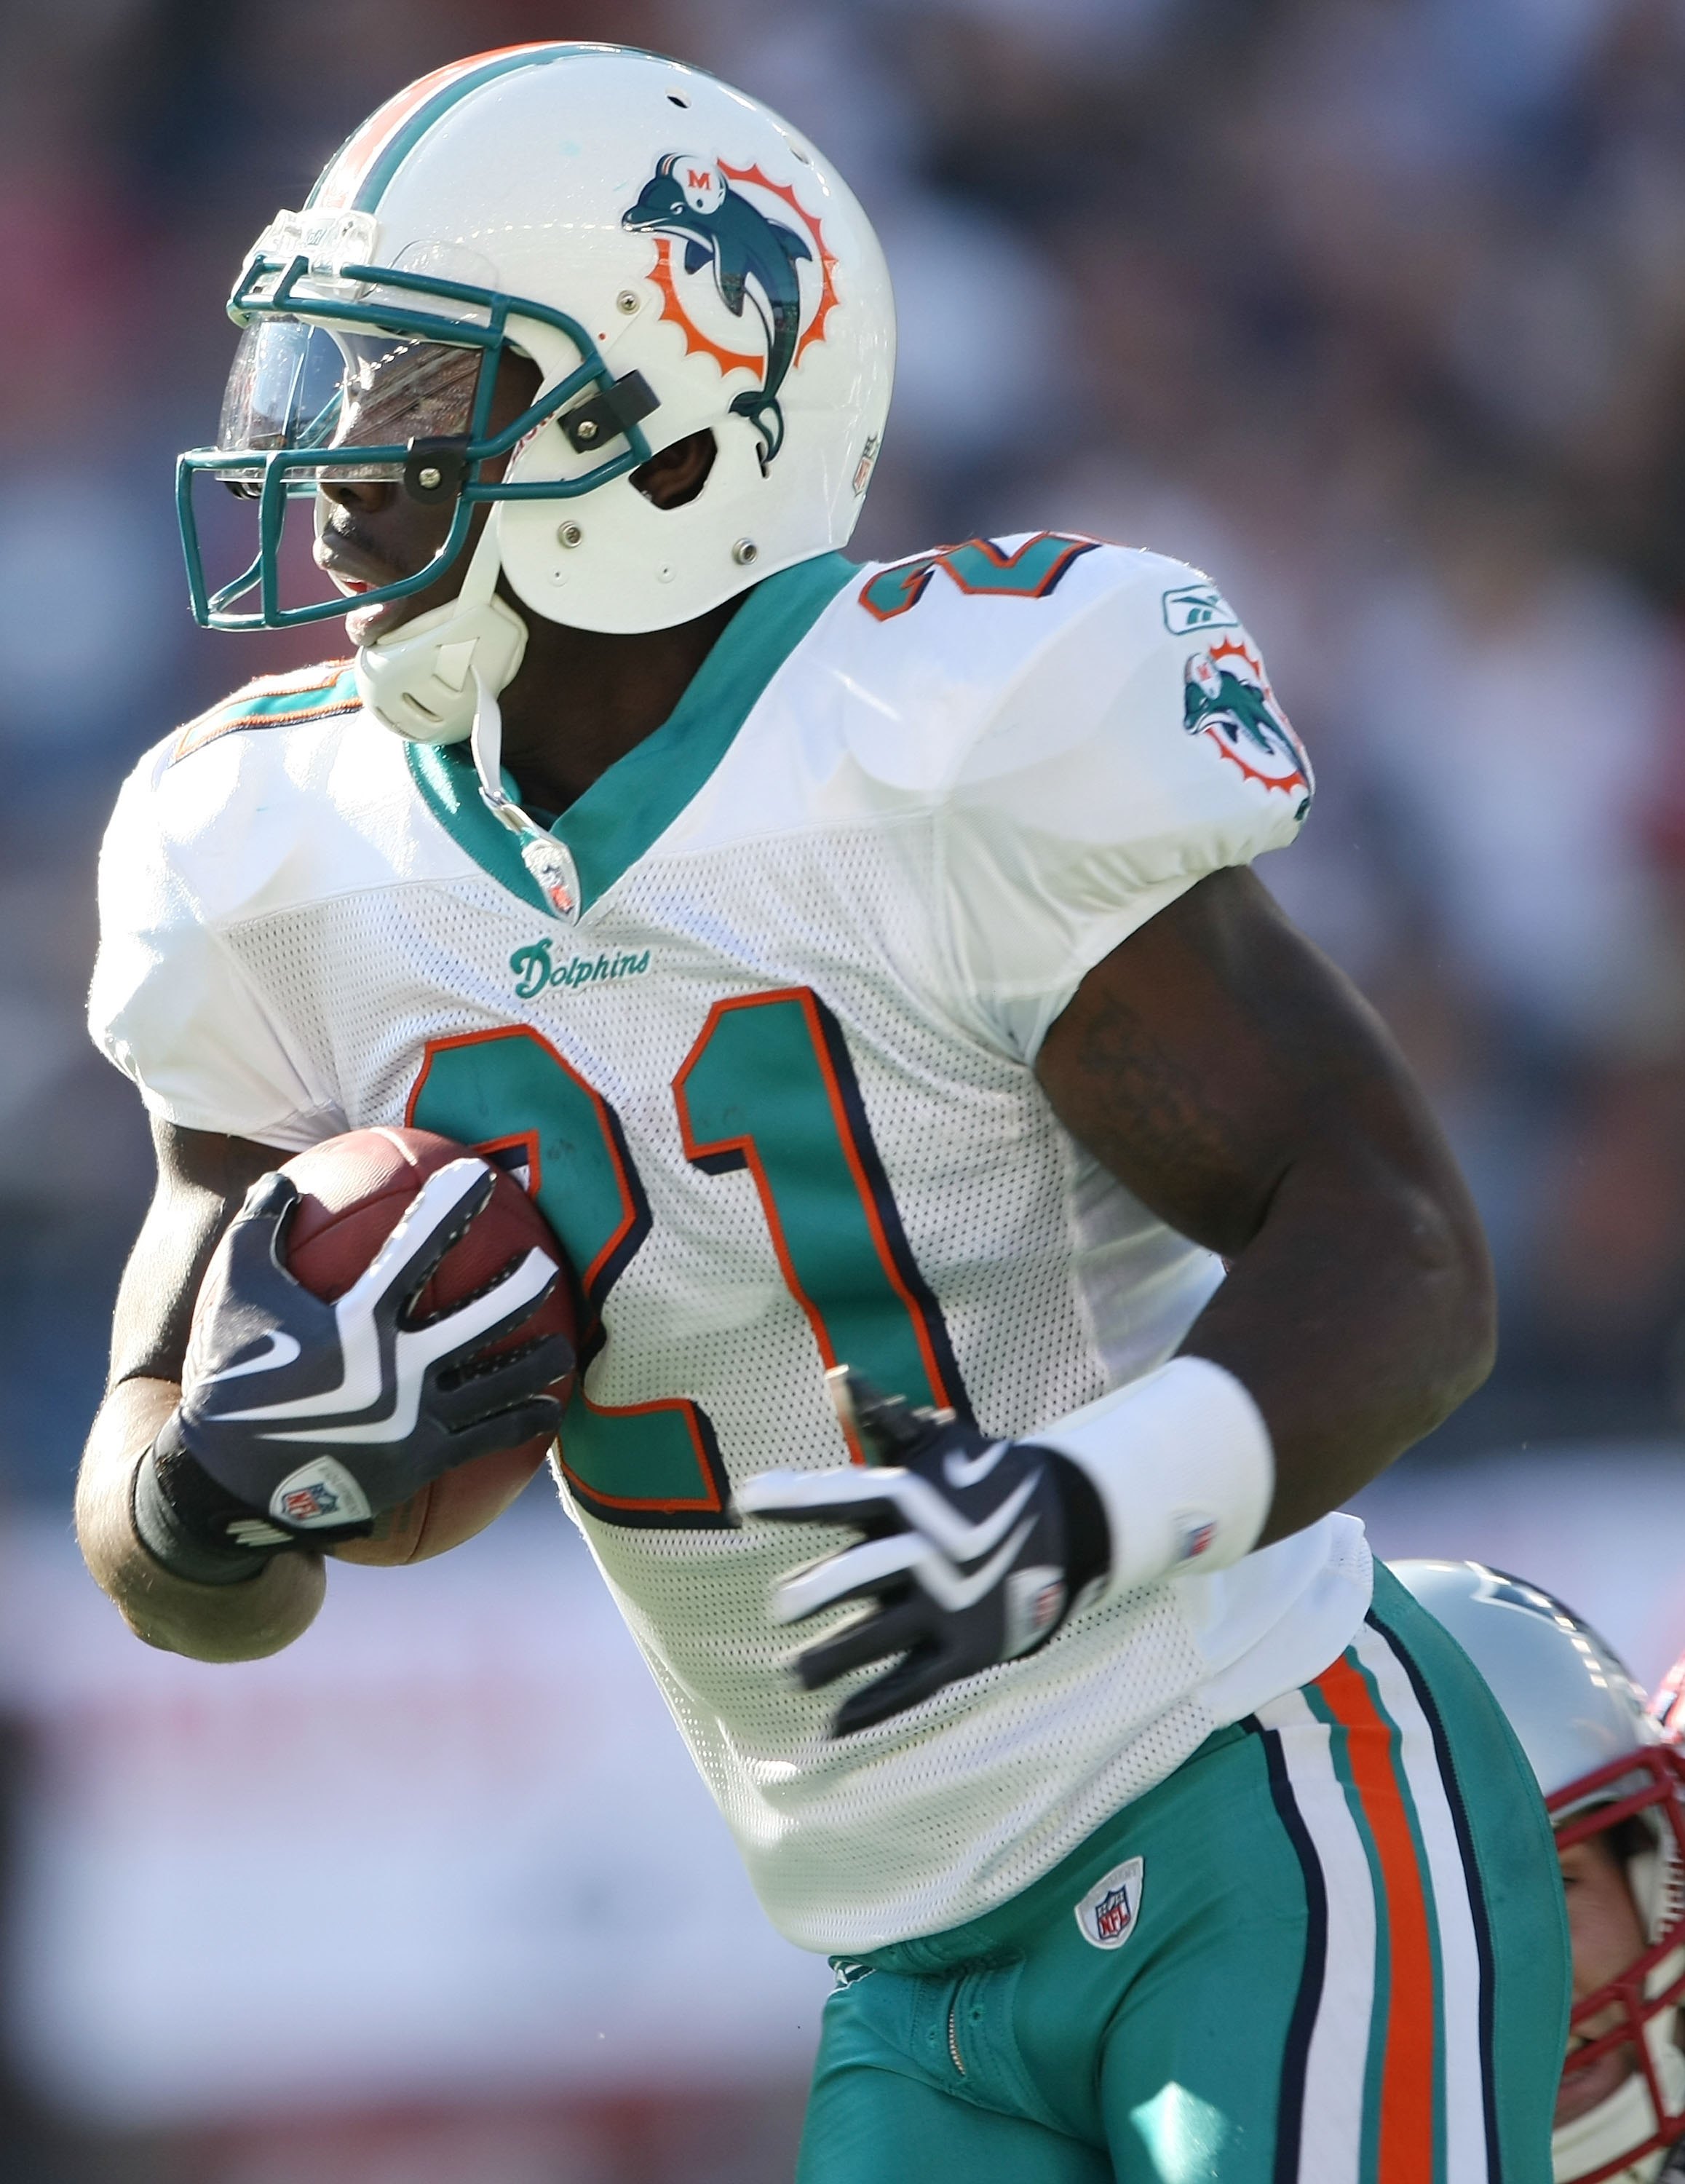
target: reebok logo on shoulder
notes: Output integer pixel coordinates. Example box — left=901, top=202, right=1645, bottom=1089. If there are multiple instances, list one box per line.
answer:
left=1162, top=583, right=1237, bottom=636
left=1074, top=1856, right=1143, bottom=1950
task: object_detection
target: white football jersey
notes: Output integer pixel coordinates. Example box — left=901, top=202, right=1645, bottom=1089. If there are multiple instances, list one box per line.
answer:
left=91, top=536, right=1372, bottom=1952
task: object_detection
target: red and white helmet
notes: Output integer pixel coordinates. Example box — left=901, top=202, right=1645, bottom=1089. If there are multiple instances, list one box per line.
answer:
left=1393, top=1562, right=1685, bottom=2184
left=177, top=42, right=895, bottom=913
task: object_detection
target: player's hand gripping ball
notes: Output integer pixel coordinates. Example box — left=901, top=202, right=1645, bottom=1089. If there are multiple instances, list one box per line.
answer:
left=136, top=1128, right=576, bottom=1582
left=737, top=1369, right=1109, bottom=1737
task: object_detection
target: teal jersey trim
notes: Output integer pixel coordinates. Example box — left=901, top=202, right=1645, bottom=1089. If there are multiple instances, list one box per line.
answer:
left=171, top=661, right=358, bottom=764
left=405, top=551, right=858, bottom=919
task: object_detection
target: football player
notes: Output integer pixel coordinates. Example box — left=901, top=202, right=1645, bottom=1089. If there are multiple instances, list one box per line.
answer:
left=1395, top=1562, right=1685, bottom=2184
left=76, top=46, right=1568, bottom=2183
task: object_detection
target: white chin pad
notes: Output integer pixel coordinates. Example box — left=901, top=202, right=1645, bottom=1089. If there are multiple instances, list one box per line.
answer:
left=354, top=521, right=528, bottom=744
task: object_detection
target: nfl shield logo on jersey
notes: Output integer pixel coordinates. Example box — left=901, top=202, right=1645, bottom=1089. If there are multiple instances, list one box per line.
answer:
left=1074, top=1855, right=1144, bottom=1951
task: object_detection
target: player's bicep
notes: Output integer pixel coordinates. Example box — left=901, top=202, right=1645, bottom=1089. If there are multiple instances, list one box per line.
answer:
left=1034, top=866, right=1457, bottom=1257
left=108, top=1120, right=282, bottom=1388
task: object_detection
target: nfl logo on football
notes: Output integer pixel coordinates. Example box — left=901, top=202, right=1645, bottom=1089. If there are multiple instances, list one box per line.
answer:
left=1074, top=1855, right=1145, bottom=1952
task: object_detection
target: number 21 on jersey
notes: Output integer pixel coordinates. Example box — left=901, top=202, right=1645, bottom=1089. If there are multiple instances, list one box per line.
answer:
left=407, top=987, right=967, bottom=1527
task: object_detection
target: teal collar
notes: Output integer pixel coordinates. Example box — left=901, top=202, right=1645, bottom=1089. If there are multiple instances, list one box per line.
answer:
left=406, top=551, right=857, bottom=920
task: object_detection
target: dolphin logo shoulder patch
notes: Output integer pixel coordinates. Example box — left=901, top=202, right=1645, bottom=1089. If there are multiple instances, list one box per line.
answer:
left=623, top=154, right=838, bottom=464
left=1182, top=638, right=1313, bottom=817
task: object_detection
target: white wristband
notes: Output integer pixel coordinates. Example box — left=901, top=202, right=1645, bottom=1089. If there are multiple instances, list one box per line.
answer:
left=1039, top=1356, right=1274, bottom=1597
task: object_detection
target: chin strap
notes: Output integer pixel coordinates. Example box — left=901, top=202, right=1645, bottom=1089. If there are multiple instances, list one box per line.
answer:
left=353, top=518, right=527, bottom=745
left=468, top=668, right=580, bottom=920
left=353, top=513, right=577, bottom=922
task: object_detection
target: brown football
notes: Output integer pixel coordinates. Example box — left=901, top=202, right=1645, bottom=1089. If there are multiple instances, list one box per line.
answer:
left=276, top=1125, right=576, bottom=1565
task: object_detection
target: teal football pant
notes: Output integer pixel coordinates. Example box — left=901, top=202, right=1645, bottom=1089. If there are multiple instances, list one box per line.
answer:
left=798, top=1565, right=1569, bottom=2184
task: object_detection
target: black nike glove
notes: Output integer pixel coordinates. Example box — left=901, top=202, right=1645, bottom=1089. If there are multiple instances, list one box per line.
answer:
left=133, top=1160, right=572, bottom=1585
left=735, top=1369, right=1110, bottom=1736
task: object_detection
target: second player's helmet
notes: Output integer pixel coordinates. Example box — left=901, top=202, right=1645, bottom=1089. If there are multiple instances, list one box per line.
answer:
left=1393, top=1561, right=1685, bottom=2184
left=178, top=42, right=893, bottom=699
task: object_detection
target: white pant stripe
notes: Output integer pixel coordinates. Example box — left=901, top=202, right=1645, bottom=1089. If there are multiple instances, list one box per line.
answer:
left=1256, top=1684, right=1377, bottom=2184
left=1355, top=1619, right=1490, bottom=2184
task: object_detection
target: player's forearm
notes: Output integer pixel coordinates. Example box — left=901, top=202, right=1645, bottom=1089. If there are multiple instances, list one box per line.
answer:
left=76, top=1377, right=326, bottom=1661
left=1178, top=1147, right=1495, bottom=1544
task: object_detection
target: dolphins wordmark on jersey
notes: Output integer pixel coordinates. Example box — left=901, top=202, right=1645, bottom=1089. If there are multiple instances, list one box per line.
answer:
left=90, top=536, right=1368, bottom=1952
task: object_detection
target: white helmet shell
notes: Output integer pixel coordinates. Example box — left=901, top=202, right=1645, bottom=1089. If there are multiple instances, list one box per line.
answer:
left=307, top=43, right=893, bottom=636
left=1389, top=1560, right=1659, bottom=1808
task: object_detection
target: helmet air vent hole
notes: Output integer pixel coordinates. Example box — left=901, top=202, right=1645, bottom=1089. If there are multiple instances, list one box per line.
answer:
left=733, top=538, right=758, bottom=566
left=667, top=90, right=690, bottom=108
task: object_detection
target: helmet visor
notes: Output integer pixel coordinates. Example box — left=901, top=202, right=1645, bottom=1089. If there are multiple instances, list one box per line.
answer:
left=213, top=317, right=485, bottom=486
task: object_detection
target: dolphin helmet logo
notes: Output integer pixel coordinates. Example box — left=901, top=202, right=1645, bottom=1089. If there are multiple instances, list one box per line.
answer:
left=622, top=154, right=838, bottom=464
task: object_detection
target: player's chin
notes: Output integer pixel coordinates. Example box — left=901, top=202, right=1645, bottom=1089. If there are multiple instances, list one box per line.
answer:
left=344, top=593, right=414, bottom=648
left=1555, top=2041, right=1637, bottom=2126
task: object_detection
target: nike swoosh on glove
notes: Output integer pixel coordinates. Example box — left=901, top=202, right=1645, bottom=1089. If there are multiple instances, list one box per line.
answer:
left=135, top=1160, right=571, bottom=1583
left=735, top=1369, right=1109, bottom=1736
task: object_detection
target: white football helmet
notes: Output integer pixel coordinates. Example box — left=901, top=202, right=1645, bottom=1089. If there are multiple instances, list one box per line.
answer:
left=177, top=43, right=894, bottom=911
left=1392, top=1560, right=1685, bottom=2184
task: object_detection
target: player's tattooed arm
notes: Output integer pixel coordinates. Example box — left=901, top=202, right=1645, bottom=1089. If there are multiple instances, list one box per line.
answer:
left=75, top=1119, right=327, bottom=1661
left=1035, top=865, right=1495, bottom=1543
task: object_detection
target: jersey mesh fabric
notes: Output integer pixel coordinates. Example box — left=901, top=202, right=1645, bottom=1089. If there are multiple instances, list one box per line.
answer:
left=96, top=542, right=1369, bottom=1950
left=215, top=819, right=1360, bottom=1948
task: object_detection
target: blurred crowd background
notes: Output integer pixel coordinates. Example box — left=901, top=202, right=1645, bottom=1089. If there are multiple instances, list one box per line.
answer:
left=6, top=1, right=1685, bottom=2178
